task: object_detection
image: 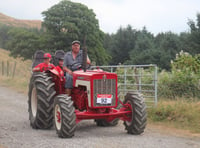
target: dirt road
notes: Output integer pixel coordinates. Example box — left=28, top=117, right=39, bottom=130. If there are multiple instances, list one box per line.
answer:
left=0, top=85, right=199, bottom=148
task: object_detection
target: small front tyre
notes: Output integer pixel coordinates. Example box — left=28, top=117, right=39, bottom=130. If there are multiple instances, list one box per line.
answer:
left=54, top=94, right=76, bottom=138
left=123, top=93, right=147, bottom=135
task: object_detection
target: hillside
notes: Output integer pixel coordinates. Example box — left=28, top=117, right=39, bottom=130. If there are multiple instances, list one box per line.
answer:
left=0, top=12, right=41, bottom=29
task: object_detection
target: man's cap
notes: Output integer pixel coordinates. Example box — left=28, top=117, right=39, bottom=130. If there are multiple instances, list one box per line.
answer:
left=72, top=40, right=80, bottom=45
left=44, top=53, right=51, bottom=58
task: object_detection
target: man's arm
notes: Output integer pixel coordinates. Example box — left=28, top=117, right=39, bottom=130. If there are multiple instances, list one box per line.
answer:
left=87, top=55, right=91, bottom=65
left=63, top=53, right=73, bottom=75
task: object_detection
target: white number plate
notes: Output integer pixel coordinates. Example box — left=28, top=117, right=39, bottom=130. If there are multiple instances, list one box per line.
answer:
left=96, top=94, right=112, bottom=104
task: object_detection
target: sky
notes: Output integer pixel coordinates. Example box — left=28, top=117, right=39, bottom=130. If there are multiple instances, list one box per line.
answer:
left=0, top=0, right=200, bottom=35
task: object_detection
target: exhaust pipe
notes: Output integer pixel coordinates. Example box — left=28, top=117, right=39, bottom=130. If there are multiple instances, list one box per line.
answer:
left=82, top=36, right=87, bottom=72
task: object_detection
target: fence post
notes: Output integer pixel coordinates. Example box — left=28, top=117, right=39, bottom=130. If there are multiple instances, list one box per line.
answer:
left=139, top=68, right=142, bottom=93
left=154, top=66, right=158, bottom=106
left=12, top=61, right=17, bottom=78
left=124, top=67, right=127, bottom=94
left=111, top=67, right=113, bottom=73
left=134, top=67, right=139, bottom=90
left=2, top=61, right=4, bottom=76
left=7, top=60, right=9, bottom=76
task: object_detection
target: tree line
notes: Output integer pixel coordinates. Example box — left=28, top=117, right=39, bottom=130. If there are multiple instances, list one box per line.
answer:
left=0, top=0, right=199, bottom=70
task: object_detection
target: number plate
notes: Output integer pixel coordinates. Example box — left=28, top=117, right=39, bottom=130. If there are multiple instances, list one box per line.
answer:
left=96, top=94, right=112, bottom=104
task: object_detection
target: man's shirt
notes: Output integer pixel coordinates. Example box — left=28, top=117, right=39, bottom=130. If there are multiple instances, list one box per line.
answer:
left=64, top=50, right=83, bottom=71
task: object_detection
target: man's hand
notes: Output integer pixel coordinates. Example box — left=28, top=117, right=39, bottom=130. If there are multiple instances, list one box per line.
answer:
left=63, top=67, right=73, bottom=75
left=68, top=69, right=73, bottom=75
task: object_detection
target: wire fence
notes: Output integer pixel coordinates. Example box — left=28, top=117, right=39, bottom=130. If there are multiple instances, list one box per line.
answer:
left=0, top=60, right=17, bottom=78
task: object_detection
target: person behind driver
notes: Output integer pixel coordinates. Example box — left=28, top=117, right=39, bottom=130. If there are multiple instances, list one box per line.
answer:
left=32, top=53, right=55, bottom=72
left=63, top=40, right=91, bottom=95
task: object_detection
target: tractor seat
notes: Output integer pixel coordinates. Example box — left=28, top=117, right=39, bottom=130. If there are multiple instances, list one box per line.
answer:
left=53, top=50, right=65, bottom=66
left=32, top=50, right=45, bottom=68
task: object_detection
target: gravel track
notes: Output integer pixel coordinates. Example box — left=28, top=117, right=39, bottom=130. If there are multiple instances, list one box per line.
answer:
left=0, top=85, right=199, bottom=148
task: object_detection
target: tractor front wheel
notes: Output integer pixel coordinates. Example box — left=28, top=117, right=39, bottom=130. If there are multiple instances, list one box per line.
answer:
left=54, top=94, right=76, bottom=138
left=123, top=93, right=147, bottom=135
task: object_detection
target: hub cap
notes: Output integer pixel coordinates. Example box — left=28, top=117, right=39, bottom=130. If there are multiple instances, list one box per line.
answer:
left=125, top=100, right=133, bottom=126
left=55, top=104, right=62, bottom=130
left=31, top=87, right=37, bottom=117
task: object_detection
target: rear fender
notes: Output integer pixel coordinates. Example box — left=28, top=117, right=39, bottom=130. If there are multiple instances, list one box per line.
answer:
left=49, top=69, right=59, bottom=77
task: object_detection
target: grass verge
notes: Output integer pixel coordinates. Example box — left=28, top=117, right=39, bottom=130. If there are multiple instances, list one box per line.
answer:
left=0, top=48, right=31, bottom=94
left=0, top=75, right=30, bottom=94
left=148, top=100, right=200, bottom=133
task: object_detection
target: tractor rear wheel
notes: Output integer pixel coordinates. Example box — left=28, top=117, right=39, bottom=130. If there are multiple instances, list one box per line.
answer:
left=95, top=118, right=119, bottom=126
left=54, top=94, right=76, bottom=138
left=123, top=93, right=147, bottom=135
left=28, top=73, right=56, bottom=129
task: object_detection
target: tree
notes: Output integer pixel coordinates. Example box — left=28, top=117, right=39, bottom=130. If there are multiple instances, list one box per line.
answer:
left=0, top=24, right=13, bottom=49
left=104, top=25, right=137, bottom=65
left=42, top=0, right=109, bottom=65
left=183, top=13, right=200, bottom=55
left=122, top=27, right=157, bottom=66
left=7, top=28, right=42, bottom=59
left=154, top=32, right=181, bottom=70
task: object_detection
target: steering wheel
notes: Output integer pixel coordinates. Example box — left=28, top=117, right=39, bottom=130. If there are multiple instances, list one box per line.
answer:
left=70, top=62, right=91, bottom=71
left=70, top=62, right=82, bottom=71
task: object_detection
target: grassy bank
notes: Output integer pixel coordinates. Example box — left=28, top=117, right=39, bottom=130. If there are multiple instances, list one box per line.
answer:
left=148, top=100, right=200, bottom=133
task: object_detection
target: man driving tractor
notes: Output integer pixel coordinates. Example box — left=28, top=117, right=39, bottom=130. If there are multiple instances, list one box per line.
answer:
left=63, top=40, right=91, bottom=95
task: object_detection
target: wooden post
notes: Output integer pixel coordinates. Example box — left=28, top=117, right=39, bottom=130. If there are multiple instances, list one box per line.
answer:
left=12, top=62, right=17, bottom=78
left=2, top=61, right=4, bottom=76
left=7, top=60, right=9, bottom=76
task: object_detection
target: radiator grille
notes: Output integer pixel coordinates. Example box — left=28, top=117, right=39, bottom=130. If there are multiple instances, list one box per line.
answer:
left=93, top=79, right=116, bottom=107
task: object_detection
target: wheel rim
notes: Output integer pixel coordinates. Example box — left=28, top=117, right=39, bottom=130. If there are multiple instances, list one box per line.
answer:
left=125, top=100, right=133, bottom=126
left=55, top=104, right=62, bottom=130
left=31, top=87, right=37, bottom=117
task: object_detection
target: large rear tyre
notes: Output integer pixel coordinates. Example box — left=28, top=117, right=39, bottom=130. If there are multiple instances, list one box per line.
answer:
left=28, top=73, right=56, bottom=129
left=54, top=94, right=76, bottom=138
left=123, top=93, right=147, bottom=135
left=95, top=118, right=119, bottom=126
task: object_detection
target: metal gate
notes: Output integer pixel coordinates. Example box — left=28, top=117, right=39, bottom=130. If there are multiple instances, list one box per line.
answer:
left=92, top=65, right=158, bottom=107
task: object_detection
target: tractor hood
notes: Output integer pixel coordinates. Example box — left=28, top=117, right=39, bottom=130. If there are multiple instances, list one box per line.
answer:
left=73, top=69, right=117, bottom=82
left=72, top=69, right=118, bottom=108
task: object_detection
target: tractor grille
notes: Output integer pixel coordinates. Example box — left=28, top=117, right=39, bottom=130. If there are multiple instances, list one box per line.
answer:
left=93, top=79, right=116, bottom=107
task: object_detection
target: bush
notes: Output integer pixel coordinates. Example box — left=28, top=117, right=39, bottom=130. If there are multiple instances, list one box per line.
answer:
left=158, top=51, right=200, bottom=99
left=158, top=71, right=200, bottom=99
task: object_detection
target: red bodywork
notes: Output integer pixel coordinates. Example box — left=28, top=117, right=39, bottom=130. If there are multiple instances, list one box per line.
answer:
left=50, top=66, right=65, bottom=94
left=52, top=68, right=132, bottom=124
left=72, top=69, right=118, bottom=108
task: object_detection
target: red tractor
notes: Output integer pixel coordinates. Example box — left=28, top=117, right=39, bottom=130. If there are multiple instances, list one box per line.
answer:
left=28, top=49, right=147, bottom=138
